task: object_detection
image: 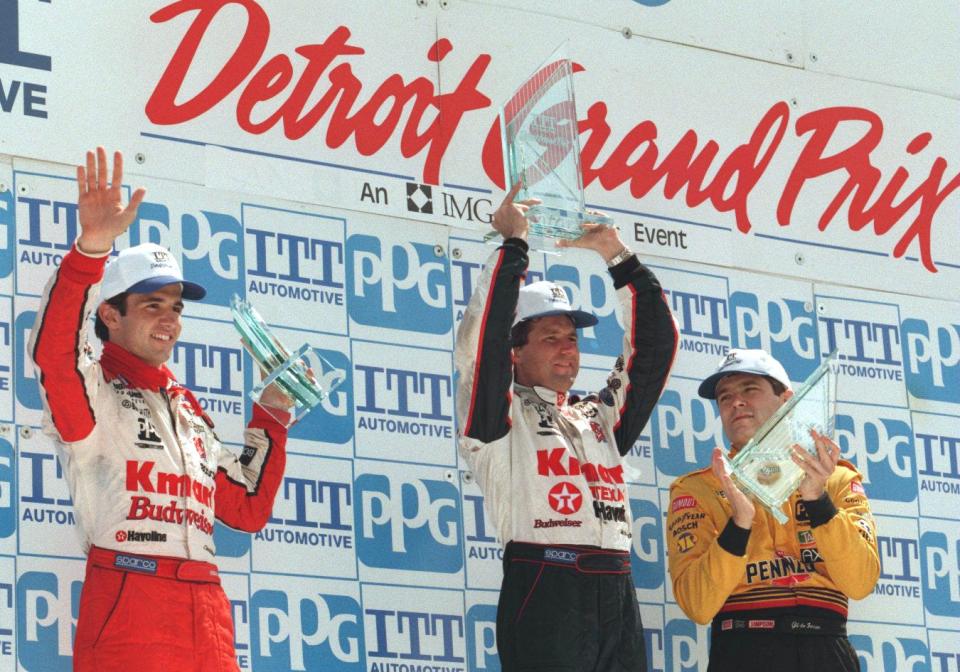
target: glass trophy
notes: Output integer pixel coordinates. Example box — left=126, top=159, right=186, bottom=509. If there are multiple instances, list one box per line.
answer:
left=723, top=352, right=839, bottom=523
left=231, top=295, right=341, bottom=427
left=489, top=44, right=614, bottom=251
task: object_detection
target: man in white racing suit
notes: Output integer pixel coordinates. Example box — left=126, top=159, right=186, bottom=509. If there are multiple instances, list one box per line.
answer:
left=455, top=183, right=677, bottom=671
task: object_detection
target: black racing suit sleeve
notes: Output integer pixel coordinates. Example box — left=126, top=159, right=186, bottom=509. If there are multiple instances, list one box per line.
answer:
left=605, top=255, right=678, bottom=456
left=456, top=238, right=529, bottom=443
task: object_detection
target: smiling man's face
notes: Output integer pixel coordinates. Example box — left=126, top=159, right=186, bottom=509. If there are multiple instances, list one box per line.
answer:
left=715, top=373, right=793, bottom=450
left=99, top=284, right=184, bottom=366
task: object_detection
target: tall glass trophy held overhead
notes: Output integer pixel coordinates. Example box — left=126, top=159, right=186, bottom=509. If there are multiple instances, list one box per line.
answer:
left=489, top=44, right=614, bottom=251
left=724, top=352, right=840, bottom=523
left=231, top=294, right=342, bottom=427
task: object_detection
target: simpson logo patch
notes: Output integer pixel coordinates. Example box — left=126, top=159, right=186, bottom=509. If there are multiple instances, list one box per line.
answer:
left=672, top=495, right=698, bottom=512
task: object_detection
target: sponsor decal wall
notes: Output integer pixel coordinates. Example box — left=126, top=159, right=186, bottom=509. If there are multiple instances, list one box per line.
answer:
left=1, top=1, right=958, bottom=670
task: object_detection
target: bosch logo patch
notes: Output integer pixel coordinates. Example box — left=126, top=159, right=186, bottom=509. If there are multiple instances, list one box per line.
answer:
left=114, top=554, right=158, bottom=574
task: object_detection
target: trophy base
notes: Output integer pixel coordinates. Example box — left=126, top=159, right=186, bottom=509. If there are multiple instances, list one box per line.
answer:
left=483, top=205, right=616, bottom=254
left=248, top=344, right=341, bottom=428
left=232, top=294, right=340, bottom=427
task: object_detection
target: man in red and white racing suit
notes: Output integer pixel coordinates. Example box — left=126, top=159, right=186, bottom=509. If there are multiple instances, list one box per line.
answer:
left=455, top=185, right=677, bottom=671
left=29, top=148, right=290, bottom=671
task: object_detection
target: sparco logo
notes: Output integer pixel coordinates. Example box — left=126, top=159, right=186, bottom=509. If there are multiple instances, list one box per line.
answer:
left=114, top=555, right=158, bottom=574
left=544, top=549, right=577, bottom=564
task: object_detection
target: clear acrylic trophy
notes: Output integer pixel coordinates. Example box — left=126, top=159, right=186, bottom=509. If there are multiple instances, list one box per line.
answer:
left=231, top=295, right=341, bottom=427
left=723, top=352, right=839, bottom=523
left=489, top=44, right=614, bottom=251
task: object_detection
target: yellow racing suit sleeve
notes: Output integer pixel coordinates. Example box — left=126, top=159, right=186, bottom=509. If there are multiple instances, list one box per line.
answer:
left=667, top=475, right=751, bottom=624
left=803, top=463, right=880, bottom=600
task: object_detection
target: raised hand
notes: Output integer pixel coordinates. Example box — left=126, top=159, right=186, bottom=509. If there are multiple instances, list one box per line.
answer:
left=492, top=182, right=540, bottom=241
left=75, top=147, right=146, bottom=254
left=792, top=429, right=841, bottom=501
left=556, top=219, right=628, bottom=262
left=711, top=446, right=756, bottom=529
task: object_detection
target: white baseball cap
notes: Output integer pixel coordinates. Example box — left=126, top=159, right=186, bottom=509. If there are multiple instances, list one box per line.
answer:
left=698, top=348, right=792, bottom=399
left=513, top=281, right=598, bottom=328
left=100, top=243, right=206, bottom=302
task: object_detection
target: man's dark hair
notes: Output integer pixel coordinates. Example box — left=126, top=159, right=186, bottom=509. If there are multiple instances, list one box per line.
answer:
left=510, top=319, right=534, bottom=348
left=510, top=314, right=579, bottom=348
left=764, top=375, right=788, bottom=396
left=94, top=293, right=128, bottom=342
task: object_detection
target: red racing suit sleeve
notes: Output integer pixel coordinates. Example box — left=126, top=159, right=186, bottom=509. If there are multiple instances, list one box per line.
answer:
left=214, top=405, right=289, bottom=532
left=590, top=255, right=678, bottom=456
left=803, top=463, right=880, bottom=599
left=29, top=246, right=108, bottom=442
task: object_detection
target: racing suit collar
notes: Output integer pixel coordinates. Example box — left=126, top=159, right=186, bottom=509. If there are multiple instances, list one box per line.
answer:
left=101, top=341, right=175, bottom=391
left=515, top=383, right=568, bottom=408
left=101, top=342, right=214, bottom=427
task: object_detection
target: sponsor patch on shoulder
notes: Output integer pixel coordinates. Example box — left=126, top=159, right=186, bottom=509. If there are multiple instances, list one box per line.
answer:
left=850, top=481, right=865, bottom=495
left=671, top=495, right=698, bottom=512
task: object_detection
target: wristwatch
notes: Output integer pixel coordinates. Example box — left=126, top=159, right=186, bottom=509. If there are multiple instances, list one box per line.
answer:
left=606, top=247, right=634, bottom=267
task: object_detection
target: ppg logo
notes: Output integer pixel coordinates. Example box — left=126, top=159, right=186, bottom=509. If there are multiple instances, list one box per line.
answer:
left=921, top=530, right=960, bottom=617
left=0, top=438, right=15, bottom=539
left=729, top=292, right=818, bottom=381
left=346, top=236, right=451, bottom=334
left=465, top=604, right=498, bottom=671
left=630, top=497, right=663, bottom=590
left=902, top=319, right=960, bottom=404
left=15, top=310, right=41, bottom=411
left=649, top=389, right=723, bottom=477
left=547, top=264, right=621, bottom=357
left=213, top=522, right=251, bottom=559
left=850, top=634, right=929, bottom=671
left=664, top=616, right=708, bottom=672
left=17, top=571, right=80, bottom=670
left=251, top=590, right=363, bottom=671
left=0, top=185, right=13, bottom=279
left=355, top=474, right=462, bottom=572
left=834, top=414, right=916, bottom=502
left=130, top=202, right=243, bottom=307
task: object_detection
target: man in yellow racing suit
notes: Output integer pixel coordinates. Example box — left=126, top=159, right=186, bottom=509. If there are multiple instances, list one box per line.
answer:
left=667, top=349, right=879, bottom=671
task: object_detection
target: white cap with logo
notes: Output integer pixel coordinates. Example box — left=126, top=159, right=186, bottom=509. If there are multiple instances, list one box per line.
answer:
left=698, top=348, right=792, bottom=399
left=513, top=281, right=598, bottom=329
left=100, top=243, right=206, bottom=302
